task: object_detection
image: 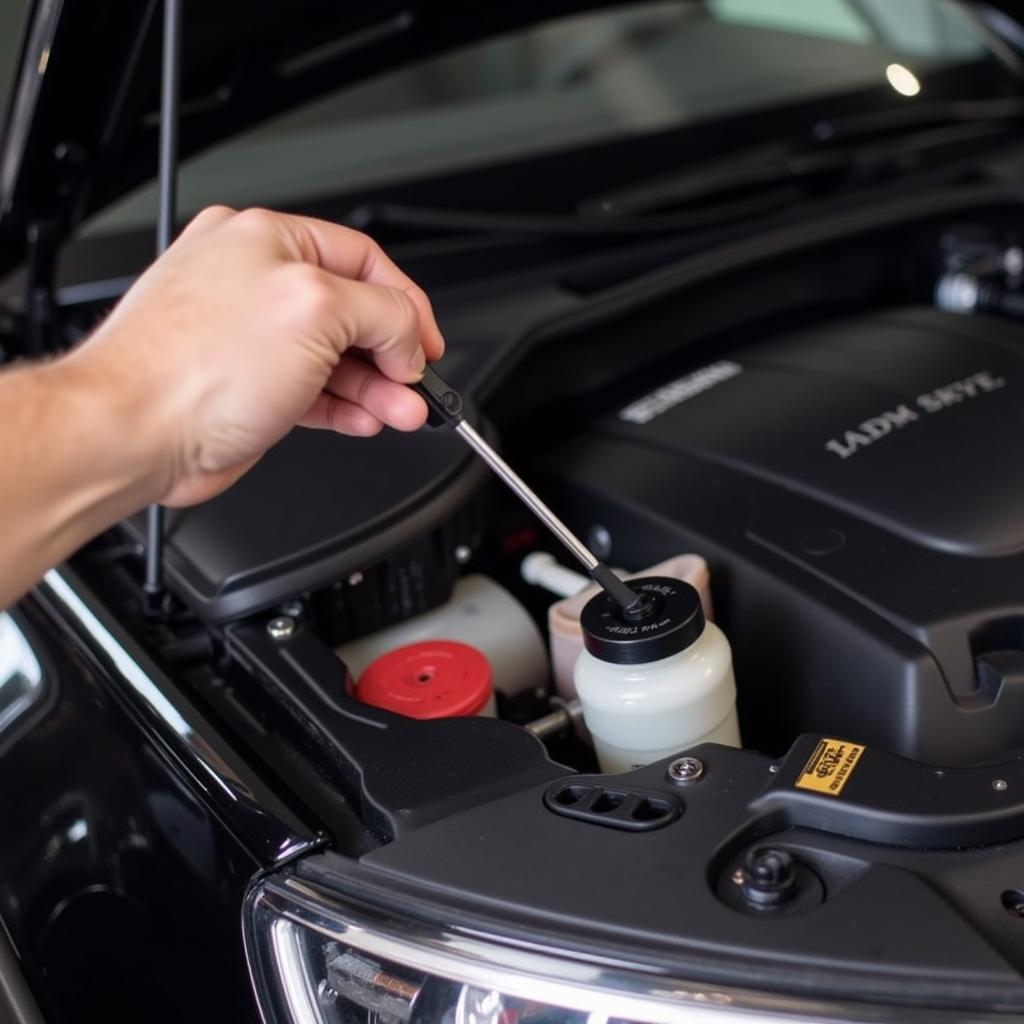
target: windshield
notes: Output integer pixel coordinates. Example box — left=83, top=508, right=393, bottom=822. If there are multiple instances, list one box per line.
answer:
left=84, top=0, right=1015, bottom=236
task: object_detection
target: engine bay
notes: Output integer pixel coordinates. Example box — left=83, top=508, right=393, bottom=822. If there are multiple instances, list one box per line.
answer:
left=72, top=189, right=1024, bottom=1009
left=14, top=1, right=1024, bottom=1018
left=130, top=191, right=1024, bottom=768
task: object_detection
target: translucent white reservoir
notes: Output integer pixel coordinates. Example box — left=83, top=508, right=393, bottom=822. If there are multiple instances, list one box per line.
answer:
left=574, top=576, right=740, bottom=773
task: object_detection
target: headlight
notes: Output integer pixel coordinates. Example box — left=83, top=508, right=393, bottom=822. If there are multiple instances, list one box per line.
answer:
left=0, top=612, right=47, bottom=743
left=244, top=874, right=868, bottom=1024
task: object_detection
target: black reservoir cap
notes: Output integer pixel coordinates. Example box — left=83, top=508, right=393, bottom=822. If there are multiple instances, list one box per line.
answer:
left=581, top=576, right=705, bottom=665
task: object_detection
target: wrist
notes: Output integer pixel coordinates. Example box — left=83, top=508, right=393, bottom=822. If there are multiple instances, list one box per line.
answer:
left=0, top=348, right=177, bottom=607
left=51, top=340, right=176, bottom=516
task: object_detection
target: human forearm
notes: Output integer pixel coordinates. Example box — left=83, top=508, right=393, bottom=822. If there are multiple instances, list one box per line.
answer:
left=0, top=206, right=442, bottom=607
left=0, top=351, right=166, bottom=607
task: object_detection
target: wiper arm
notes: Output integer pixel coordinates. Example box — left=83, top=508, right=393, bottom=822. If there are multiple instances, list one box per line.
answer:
left=345, top=99, right=1024, bottom=242
left=583, top=97, right=1024, bottom=219
left=808, top=96, right=1024, bottom=143
left=346, top=189, right=795, bottom=239
left=579, top=144, right=843, bottom=218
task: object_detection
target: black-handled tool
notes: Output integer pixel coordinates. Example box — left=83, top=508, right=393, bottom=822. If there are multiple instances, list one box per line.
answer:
left=415, top=364, right=466, bottom=428
left=414, top=366, right=648, bottom=615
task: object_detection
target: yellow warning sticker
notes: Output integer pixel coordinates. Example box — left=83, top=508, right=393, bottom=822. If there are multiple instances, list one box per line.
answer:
left=796, top=738, right=865, bottom=797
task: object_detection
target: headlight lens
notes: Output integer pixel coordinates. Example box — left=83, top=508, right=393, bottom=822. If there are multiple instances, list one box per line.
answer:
left=0, top=612, right=45, bottom=739
left=244, top=874, right=861, bottom=1024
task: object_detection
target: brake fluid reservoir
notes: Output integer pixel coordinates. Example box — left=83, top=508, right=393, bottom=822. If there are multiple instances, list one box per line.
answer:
left=356, top=640, right=496, bottom=719
left=574, top=576, right=739, bottom=774
left=547, top=554, right=712, bottom=706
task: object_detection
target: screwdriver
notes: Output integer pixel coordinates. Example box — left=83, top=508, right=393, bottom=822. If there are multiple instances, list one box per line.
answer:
left=413, top=365, right=649, bottom=616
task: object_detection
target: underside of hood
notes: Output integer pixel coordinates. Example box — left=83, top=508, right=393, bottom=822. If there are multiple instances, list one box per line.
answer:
left=0, top=0, right=630, bottom=279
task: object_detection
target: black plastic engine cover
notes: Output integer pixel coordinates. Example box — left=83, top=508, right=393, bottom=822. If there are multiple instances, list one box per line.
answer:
left=126, top=421, right=486, bottom=624
left=544, top=307, right=1024, bottom=765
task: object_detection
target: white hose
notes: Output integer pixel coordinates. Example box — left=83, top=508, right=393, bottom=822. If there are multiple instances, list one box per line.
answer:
left=520, top=552, right=590, bottom=598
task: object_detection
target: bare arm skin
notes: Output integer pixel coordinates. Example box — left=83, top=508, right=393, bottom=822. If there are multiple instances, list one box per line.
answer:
left=0, top=206, right=444, bottom=608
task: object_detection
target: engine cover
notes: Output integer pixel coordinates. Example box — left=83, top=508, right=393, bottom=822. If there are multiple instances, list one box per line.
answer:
left=546, top=307, right=1024, bottom=765
left=128, top=422, right=486, bottom=626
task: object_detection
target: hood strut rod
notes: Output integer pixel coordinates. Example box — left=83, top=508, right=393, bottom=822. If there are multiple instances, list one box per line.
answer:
left=143, top=0, right=182, bottom=618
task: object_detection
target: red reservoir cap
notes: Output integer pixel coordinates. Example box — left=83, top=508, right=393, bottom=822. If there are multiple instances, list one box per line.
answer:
left=356, top=640, right=493, bottom=719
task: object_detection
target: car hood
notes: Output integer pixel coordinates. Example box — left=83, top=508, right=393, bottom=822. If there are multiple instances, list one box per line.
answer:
left=0, top=0, right=1019, bottom=282
left=0, top=0, right=634, bottom=280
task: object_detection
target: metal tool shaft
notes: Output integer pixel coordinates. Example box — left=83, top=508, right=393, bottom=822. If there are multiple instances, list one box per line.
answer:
left=414, top=365, right=642, bottom=612
left=455, top=421, right=599, bottom=571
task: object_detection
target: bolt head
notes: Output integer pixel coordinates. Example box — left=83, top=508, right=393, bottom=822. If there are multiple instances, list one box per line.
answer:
left=739, top=847, right=798, bottom=907
left=1002, top=889, right=1024, bottom=918
left=744, top=847, right=794, bottom=889
left=347, top=571, right=364, bottom=587
left=267, top=616, right=296, bottom=641
left=454, top=544, right=473, bottom=565
left=667, top=757, right=704, bottom=784
left=993, top=778, right=1009, bottom=792
left=279, top=601, right=303, bottom=619
left=316, top=979, right=338, bottom=1006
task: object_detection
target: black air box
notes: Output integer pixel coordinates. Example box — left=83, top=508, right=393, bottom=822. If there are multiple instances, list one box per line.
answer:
left=130, top=423, right=486, bottom=627
left=545, top=307, right=1024, bottom=765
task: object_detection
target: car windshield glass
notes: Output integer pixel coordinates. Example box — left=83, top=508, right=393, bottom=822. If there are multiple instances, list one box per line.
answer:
left=84, top=0, right=1014, bottom=235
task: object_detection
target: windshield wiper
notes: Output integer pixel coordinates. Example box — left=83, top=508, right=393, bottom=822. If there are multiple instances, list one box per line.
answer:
left=345, top=187, right=798, bottom=239
left=808, top=96, right=1024, bottom=143
left=344, top=99, right=1024, bottom=244
left=582, top=97, right=1024, bottom=218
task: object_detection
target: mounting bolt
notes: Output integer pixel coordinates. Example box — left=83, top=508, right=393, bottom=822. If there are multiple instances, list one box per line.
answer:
left=316, top=979, right=338, bottom=1007
left=993, top=779, right=1009, bottom=792
left=266, top=616, right=296, bottom=641
left=347, top=571, right=364, bottom=586
left=739, top=847, right=798, bottom=908
left=667, top=757, right=704, bottom=784
left=1002, top=889, right=1024, bottom=918
left=454, top=544, right=473, bottom=564
left=279, top=601, right=303, bottom=619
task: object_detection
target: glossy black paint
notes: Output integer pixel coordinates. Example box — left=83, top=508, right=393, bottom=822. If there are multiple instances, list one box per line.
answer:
left=0, top=579, right=318, bottom=1024
left=2, top=5, right=1024, bottom=1023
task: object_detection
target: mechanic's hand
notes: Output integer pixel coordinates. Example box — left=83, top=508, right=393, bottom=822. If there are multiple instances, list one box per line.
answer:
left=69, top=206, right=444, bottom=507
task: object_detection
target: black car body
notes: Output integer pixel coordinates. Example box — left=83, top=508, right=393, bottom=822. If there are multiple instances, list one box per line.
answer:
left=6, top=2, right=1024, bottom=1022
